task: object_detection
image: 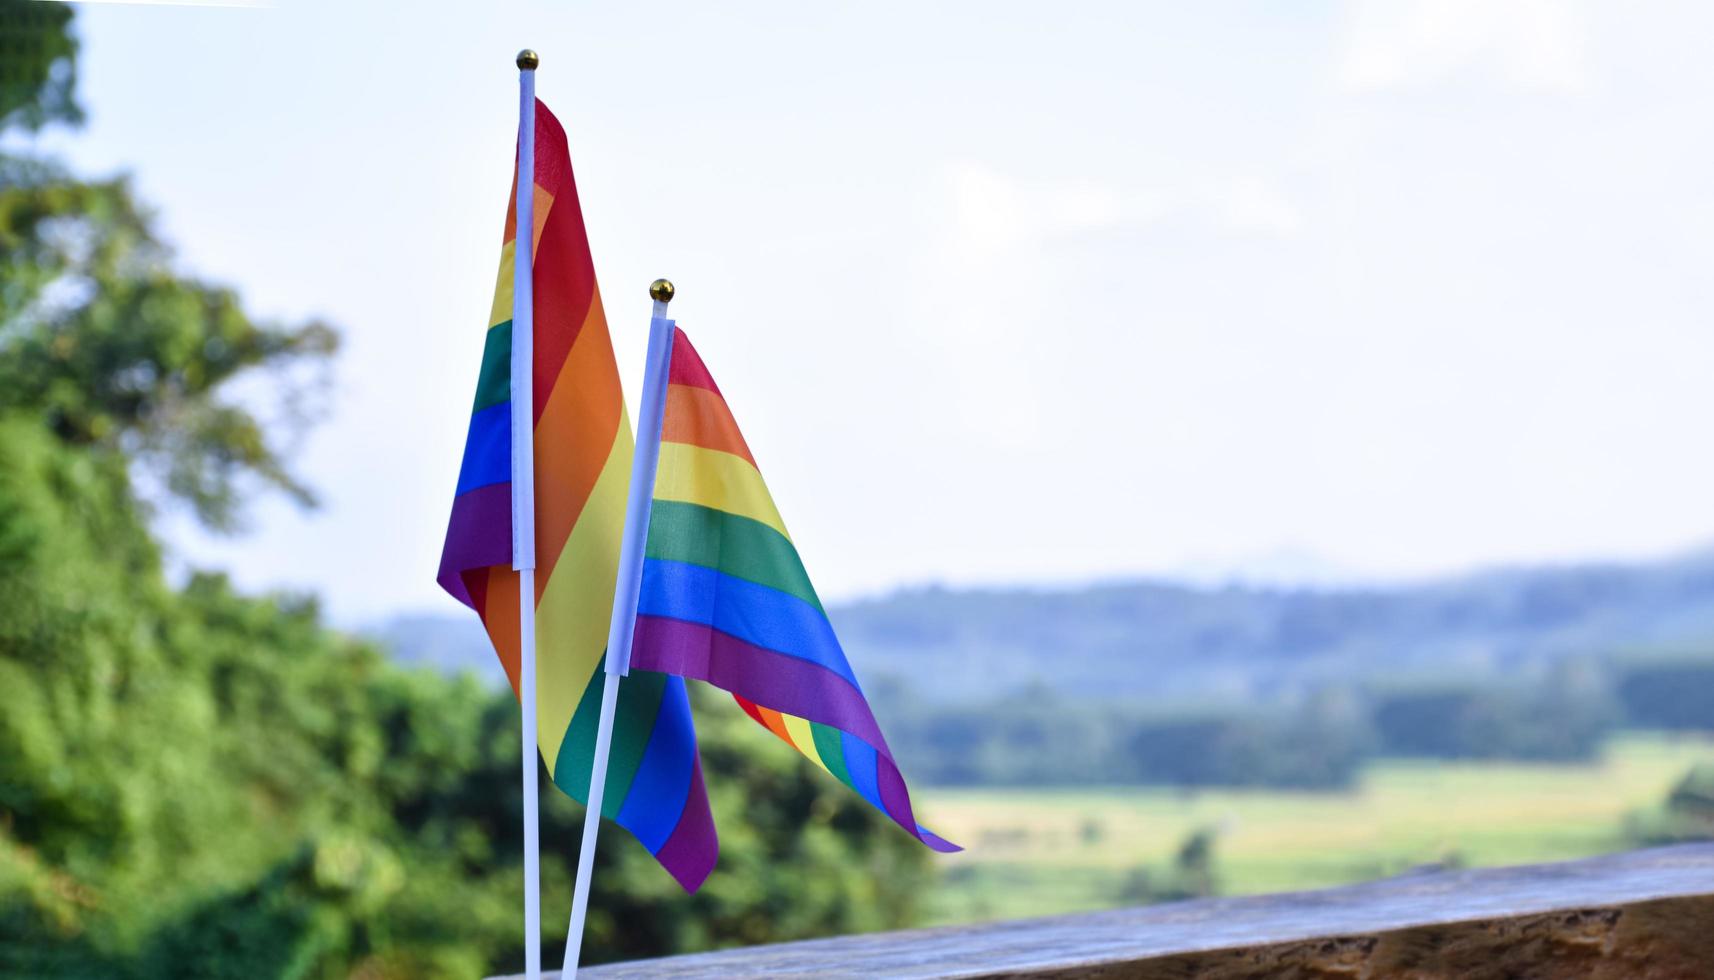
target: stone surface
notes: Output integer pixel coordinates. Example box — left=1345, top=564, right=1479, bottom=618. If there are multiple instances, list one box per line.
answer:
left=498, top=843, right=1714, bottom=979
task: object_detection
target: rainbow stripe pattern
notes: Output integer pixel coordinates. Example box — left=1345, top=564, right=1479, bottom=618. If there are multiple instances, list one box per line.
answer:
left=436, top=100, right=717, bottom=891
left=629, top=329, right=958, bottom=854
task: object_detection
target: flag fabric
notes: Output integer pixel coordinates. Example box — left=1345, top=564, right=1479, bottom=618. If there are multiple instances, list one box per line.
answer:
left=436, top=100, right=717, bottom=891
left=628, top=329, right=959, bottom=853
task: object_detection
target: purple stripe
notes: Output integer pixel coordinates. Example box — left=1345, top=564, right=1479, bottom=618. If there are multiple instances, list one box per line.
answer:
left=877, top=756, right=917, bottom=839
left=436, top=482, right=513, bottom=608
left=916, top=826, right=961, bottom=852
left=632, top=615, right=961, bottom=855
left=632, top=615, right=892, bottom=758
left=652, top=754, right=719, bottom=892
left=873, top=756, right=959, bottom=852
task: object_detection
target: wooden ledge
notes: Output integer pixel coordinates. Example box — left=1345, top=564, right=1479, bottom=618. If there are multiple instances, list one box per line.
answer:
left=501, top=843, right=1714, bottom=979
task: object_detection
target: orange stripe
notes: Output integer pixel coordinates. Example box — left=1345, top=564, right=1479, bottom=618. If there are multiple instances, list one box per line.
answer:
left=501, top=180, right=555, bottom=254
left=483, top=567, right=523, bottom=699
left=529, top=186, right=552, bottom=253
left=662, top=382, right=755, bottom=466
left=502, top=171, right=519, bottom=243
left=753, top=704, right=797, bottom=747
left=532, top=286, right=625, bottom=600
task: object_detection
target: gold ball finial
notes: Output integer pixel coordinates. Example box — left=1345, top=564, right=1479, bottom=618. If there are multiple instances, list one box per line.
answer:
left=649, top=279, right=676, bottom=304
left=516, top=49, right=540, bottom=71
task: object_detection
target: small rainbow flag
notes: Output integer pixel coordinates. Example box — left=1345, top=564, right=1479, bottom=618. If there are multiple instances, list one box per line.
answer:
left=629, top=329, right=958, bottom=853
left=437, top=100, right=717, bottom=891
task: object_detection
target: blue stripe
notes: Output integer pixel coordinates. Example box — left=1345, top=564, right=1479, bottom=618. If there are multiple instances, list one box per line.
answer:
left=638, top=558, right=859, bottom=688
left=616, top=675, right=697, bottom=852
left=840, top=732, right=885, bottom=813
left=455, top=401, right=512, bottom=495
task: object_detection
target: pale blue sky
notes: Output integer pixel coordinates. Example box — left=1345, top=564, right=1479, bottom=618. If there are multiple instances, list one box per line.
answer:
left=23, top=0, right=1714, bottom=622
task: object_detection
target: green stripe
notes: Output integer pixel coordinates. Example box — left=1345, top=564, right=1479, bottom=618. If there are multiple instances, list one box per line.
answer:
left=602, top=670, right=666, bottom=818
left=811, top=721, right=852, bottom=787
left=471, top=320, right=513, bottom=413
left=553, top=658, right=666, bottom=817
left=645, top=500, right=823, bottom=612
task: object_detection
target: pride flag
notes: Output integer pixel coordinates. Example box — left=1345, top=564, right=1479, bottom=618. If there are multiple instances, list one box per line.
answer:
left=629, top=329, right=958, bottom=853
left=436, top=100, right=717, bottom=891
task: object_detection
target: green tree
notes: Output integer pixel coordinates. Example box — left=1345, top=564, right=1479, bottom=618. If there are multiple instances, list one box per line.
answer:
left=3, top=1, right=333, bottom=533
left=0, top=0, right=81, bottom=130
left=0, top=160, right=337, bottom=530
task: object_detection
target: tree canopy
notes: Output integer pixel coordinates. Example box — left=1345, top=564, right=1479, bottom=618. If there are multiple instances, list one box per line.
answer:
left=0, top=0, right=80, bottom=131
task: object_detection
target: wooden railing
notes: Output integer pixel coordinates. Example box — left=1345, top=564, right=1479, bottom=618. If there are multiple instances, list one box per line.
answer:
left=495, top=843, right=1714, bottom=978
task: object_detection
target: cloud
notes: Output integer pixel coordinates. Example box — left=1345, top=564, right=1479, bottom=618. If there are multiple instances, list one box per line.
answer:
left=1214, top=175, right=1303, bottom=237
left=945, top=165, right=1301, bottom=258
left=1338, top=0, right=1590, bottom=94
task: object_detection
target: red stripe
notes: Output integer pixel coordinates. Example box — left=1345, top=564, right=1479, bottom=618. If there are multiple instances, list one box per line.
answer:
left=529, top=150, right=599, bottom=423
left=502, top=99, right=574, bottom=245
left=734, top=694, right=769, bottom=728
left=667, top=329, right=725, bottom=398
left=466, top=566, right=490, bottom=620
left=492, top=99, right=599, bottom=422
left=530, top=100, right=572, bottom=202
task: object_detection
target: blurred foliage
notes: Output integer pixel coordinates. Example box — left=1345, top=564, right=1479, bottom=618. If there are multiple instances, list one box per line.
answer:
left=0, top=10, right=930, bottom=977
left=873, top=655, right=1714, bottom=789
left=1369, top=662, right=1619, bottom=762
left=1626, top=763, right=1714, bottom=847
left=0, top=156, right=337, bottom=531
left=835, top=558, right=1714, bottom=708
left=876, top=681, right=1375, bottom=789
left=813, top=518, right=1714, bottom=790
left=0, top=0, right=80, bottom=131
left=1615, top=657, right=1714, bottom=732
left=1115, top=825, right=1220, bottom=906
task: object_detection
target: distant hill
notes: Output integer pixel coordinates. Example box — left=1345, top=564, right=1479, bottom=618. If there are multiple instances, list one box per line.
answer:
left=368, top=548, right=1714, bottom=707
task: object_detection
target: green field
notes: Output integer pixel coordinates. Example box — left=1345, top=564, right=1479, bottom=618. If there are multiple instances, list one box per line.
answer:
left=917, top=733, right=1714, bottom=925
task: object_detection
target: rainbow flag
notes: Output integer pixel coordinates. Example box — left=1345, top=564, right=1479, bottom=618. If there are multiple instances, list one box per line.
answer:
left=436, top=100, right=717, bottom=891
left=628, top=329, right=958, bottom=853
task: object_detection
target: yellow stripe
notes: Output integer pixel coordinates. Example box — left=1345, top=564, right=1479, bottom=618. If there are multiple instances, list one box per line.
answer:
left=533, top=418, right=635, bottom=775
left=653, top=442, right=790, bottom=542
left=488, top=241, right=515, bottom=329
left=781, top=713, right=831, bottom=774
left=486, top=186, right=556, bottom=330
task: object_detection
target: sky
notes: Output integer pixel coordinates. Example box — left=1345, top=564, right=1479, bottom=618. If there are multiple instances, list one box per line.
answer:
left=19, top=0, right=1714, bottom=624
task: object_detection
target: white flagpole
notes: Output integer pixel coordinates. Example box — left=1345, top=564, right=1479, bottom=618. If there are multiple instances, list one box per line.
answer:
left=511, top=48, right=543, bottom=980
left=561, top=279, right=680, bottom=978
